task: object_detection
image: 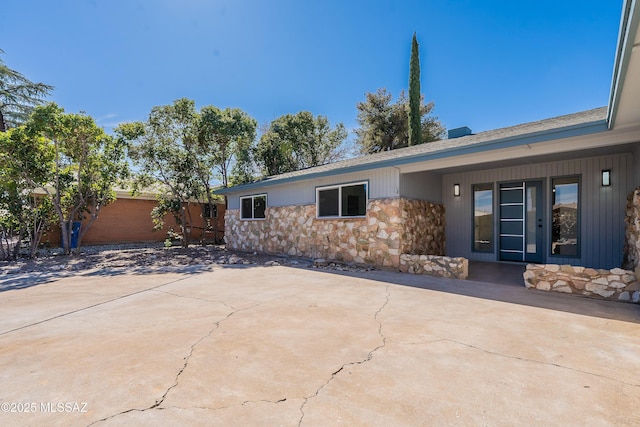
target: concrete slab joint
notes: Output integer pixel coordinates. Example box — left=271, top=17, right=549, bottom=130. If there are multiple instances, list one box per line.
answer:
left=524, top=263, right=640, bottom=303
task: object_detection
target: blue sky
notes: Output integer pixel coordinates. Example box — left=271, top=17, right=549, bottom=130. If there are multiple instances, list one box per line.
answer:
left=1, top=0, right=623, bottom=140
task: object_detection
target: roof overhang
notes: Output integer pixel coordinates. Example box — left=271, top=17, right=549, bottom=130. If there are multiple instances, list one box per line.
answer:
left=217, top=117, right=612, bottom=194
left=399, top=123, right=640, bottom=174
left=608, top=0, right=640, bottom=129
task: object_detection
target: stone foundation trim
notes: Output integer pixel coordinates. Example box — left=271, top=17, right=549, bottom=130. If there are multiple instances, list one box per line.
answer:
left=399, top=254, right=468, bottom=280
left=524, top=264, right=640, bottom=303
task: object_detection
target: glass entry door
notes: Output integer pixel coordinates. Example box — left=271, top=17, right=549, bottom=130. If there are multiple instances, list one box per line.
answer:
left=499, top=181, right=543, bottom=262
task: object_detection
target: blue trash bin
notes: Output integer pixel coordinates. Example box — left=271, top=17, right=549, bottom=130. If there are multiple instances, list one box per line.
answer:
left=61, top=222, right=81, bottom=249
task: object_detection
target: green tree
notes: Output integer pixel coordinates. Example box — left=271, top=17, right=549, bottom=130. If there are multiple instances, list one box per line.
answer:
left=0, top=49, right=53, bottom=132
left=118, top=98, right=257, bottom=246
left=198, top=105, right=257, bottom=189
left=117, top=99, right=200, bottom=247
left=255, top=111, right=347, bottom=176
left=0, top=104, right=127, bottom=256
left=26, top=104, right=128, bottom=254
left=197, top=105, right=256, bottom=242
left=0, top=127, right=55, bottom=259
left=408, top=33, right=422, bottom=146
left=254, top=122, right=297, bottom=176
left=354, top=88, right=445, bottom=154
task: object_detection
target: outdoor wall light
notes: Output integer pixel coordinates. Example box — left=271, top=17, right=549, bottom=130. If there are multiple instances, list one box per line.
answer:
left=453, top=183, right=461, bottom=197
left=602, top=169, right=611, bottom=187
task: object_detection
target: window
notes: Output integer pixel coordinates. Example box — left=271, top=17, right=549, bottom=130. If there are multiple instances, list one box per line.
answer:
left=551, top=176, right=579, bottom=257
left=240, top=194, right=266, bottom=220
left=473, top=183, right=493, bottom=252
left=317, top=182, right=367, bottom=218
left=203, top=203, right=218, bottom=219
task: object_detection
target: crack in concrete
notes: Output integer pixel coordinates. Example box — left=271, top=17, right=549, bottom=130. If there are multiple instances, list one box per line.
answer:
left=396, top=337, right=640, bottom=388
left=297, top=285, right=391, bottom=427
left=242, top=397, right=288, bottom=405
left=87, top=300, right=270, bottom=426
left=150, top=289, right=237, bottom=310
left=155, top=397, right=290, bottom=413
left=441, top=338, right=640, bottom=388
left=395, top=338, right=447, bottom=346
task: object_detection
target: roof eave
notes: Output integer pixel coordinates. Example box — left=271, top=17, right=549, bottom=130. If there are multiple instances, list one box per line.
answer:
left=216, top=118, right=608, bottom=195
left=607, top=0, right=639, bottom=129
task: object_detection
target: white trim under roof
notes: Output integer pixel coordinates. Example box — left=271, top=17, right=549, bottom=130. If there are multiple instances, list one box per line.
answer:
left=608, top=0, right=640, bottom=128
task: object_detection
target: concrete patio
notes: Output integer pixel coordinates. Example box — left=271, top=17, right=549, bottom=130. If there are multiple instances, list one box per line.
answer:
left=0, top=264, right=638, bottom=426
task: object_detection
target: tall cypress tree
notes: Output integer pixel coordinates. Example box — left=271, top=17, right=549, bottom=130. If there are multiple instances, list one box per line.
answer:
left=408, top=33, right=421, bottom=146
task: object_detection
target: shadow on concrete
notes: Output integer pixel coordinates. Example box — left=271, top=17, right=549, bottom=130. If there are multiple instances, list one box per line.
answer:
left=308, top=267, right=640, bottom=324
left=0, top=264, right=216, bottom=293
left=0, top=259, right=293, bottom=293
left=467, top=261, right=526, bottom=286
left=83, top=264, right=215, bottom=277
left=0, top=272, right=59, bottom=292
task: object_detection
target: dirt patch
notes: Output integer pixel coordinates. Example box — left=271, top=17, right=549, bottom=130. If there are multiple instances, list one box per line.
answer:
left=0, top=243, right=375, bottom=275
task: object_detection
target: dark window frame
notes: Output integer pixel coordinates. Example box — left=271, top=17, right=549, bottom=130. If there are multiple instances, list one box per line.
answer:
left=472, top=183, right=494, bottom=253
left=239, top=194, right=267, bottom=220
left=316, top=181, right=368, bottom=219
left=203, top=203, right=218, bottom=219
left=549, top=175, right=581, bottom=259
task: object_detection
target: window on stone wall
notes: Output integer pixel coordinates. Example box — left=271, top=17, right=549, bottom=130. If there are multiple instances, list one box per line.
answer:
left=317, top=182, right=367, bottom=218
left=473, top=183, right=494, bottom=252
left=551, top=176, right=579, bottom=257
left=240, top=194, right=267, bottom=220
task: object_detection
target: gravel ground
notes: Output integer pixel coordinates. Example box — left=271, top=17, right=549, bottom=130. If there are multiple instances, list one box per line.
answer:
left=0, top=243, right=376, bottom=275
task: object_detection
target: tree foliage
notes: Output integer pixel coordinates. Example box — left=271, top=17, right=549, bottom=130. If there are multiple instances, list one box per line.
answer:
left=118, top=99, right=201, bottom=247
left=255, top=111, right=347, bottom=176
left=0, top=128, right=54, bottom=259
left=198, top=105, right=256, bottom=188
left=408, top=33, right=422, bottom=146
left=354, top=88, right=445, bottom=154
left=0, top=103, right=127, bottom=256
left=27, top=104, right=128, bottom=254
left=118, top=98, right=256, bottom=246
left=0, top=49, right=53, bottom=132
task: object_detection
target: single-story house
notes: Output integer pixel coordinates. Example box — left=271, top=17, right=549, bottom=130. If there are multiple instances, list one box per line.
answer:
left=42, top=189, right=226, bottom=247
left=217, top=1, right=640, bottom=276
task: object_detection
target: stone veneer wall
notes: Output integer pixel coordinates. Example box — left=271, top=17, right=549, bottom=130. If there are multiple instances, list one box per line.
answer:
left=399, top=254, right=468, bottom=279
left=401, top=199, right=445, bottom=256
left=623, top=187, right=640, bottom=274
left=225, top=198, right=445, bottom=268
left=524, top=264, right=640, bottom=303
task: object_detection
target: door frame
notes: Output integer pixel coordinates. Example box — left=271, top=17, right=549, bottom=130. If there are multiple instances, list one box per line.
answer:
left=497, top=178, right=546, bottom=263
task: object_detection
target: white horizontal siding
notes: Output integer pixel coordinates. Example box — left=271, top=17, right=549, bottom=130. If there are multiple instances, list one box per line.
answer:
left=226, top=167, right=400, bottom=209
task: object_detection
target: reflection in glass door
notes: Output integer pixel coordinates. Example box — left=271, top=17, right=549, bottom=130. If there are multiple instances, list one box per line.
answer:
left=499, top=181, right=543, bottom=262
